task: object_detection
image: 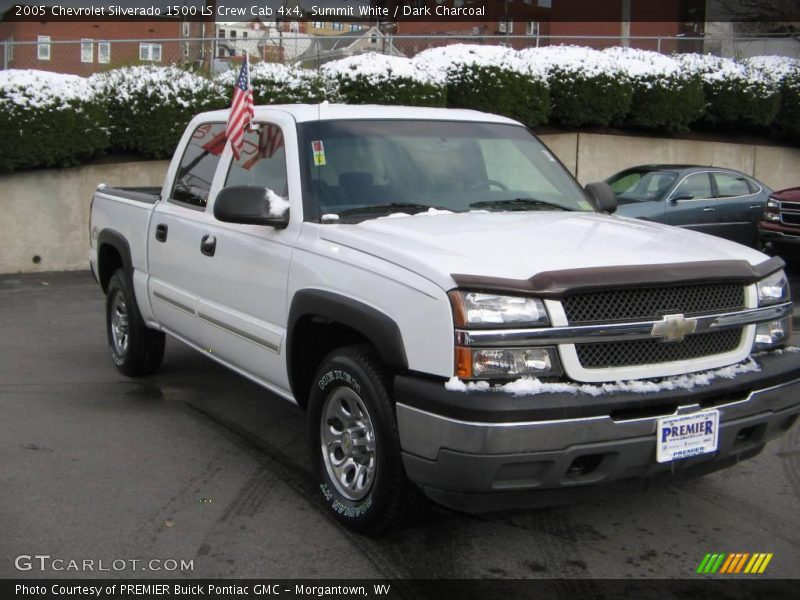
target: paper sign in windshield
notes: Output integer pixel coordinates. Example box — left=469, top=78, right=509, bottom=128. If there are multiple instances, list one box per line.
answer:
left=312, top=140, right=326, bottom=166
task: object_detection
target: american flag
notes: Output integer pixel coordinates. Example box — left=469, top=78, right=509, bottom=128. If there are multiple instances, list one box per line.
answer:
left=226, top=55, right=254, bottom=161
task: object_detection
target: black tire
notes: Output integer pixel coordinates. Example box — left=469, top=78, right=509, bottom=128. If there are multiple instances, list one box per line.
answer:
left=106, top=269, right=165, bottom=377
left=308, top=344, right=422, bottom=535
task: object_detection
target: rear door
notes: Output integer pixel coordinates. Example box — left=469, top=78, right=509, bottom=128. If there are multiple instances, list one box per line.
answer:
left=664, top=172, right=717, bottom=235
left=147, top=122, right=227, bottom=343
left=711, top=171, right=762, bottom=247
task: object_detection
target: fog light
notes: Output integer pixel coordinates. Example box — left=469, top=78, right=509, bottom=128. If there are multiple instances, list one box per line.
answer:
left=754, top=317, right=792, bottom=351
left=471, top=347, right=559, bottom=378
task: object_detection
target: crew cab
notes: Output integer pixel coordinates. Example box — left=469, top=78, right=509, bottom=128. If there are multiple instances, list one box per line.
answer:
left=90, top=105, right=800, bottom=533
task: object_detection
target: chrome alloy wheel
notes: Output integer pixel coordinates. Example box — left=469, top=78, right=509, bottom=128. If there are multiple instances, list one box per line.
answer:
left=110, top=290, right=130, bottom=356
left=320, top=387, right=377, bottom=501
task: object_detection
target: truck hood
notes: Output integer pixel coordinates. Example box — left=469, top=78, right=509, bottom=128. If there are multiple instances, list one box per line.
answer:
left=319, top=212, right=768, bottom=290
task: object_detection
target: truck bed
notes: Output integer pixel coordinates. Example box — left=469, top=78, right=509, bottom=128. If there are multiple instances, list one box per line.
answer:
left=96, top=185, right=161, bottom=204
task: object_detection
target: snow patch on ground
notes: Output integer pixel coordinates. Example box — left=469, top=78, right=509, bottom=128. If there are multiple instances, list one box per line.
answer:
left=445, top=358, right=765, bottom=397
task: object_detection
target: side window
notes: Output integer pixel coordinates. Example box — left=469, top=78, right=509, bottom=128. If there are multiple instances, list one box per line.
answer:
left=713, top=172, right=752, bottom=198
left=225, top=124, right=288, bottom=198
left=672, top=173, right=712, bottom=200
left=610, top=172, right=641, bottom=194
left=170, top=123, right=226, bottom=209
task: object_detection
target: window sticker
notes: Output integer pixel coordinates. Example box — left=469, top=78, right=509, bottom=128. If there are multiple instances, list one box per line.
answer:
left=312, top=140, right=326, bottom=166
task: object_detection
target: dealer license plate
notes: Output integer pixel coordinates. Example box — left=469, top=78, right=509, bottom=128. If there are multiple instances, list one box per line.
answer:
left=656, top=409, right=719, bottom=463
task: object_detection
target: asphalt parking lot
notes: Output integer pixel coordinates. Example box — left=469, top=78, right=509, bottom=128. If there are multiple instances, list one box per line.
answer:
left=1, top=265, right=800, bottom=582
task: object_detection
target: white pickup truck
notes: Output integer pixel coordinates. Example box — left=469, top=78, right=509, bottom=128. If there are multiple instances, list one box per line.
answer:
left=90, top=104, right=799, bottom=534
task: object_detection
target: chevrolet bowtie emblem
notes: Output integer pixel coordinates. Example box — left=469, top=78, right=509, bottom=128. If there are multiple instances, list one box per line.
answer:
left=651, top=314, right=697, bottom=342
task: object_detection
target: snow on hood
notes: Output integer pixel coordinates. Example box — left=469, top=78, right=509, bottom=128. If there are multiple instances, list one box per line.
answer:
left=318, top=211, right=768, bottom=289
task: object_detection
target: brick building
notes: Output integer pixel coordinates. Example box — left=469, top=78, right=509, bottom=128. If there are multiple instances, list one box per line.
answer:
left=393, top=0, right=703, bottom=53
left=0, top=19, right=210, bottom=75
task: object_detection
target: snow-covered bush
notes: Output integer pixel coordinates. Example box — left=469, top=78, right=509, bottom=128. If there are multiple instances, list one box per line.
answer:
left=679, top=54, right=780, bottom=130
left=414, top=44, right=550, bottom=126
left=0, top=70, right=109, bottom=171
left=93, top=65, right=226, bottom=158
left=602, top=48, right=705, bottom=131
left=321, top=53, right=445, bottom=107
left=522, top=46, right=633, bottom=127
left=748, top=56, right=800, bottom=142
left=217, top=62, right=325, bottom=105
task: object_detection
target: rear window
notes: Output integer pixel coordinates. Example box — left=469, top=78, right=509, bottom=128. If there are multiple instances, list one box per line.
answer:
left=607, top=169, right=678, bottom=202
left=170, top=123, right=226, bottom=209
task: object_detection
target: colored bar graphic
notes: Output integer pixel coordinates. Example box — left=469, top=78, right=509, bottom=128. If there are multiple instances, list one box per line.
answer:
left=698, top=552, right=773, bottom=575
left=719, top=554, right=735, bottom=573
left=711, top=553, right=726, bottom=573
left=734, top=553, right=749, bottom=573
left=758, top=554, right=773, bottom=574
left=697, top=554, right=713, bottom=574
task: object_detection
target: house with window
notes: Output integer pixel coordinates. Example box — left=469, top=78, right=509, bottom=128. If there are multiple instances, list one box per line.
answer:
left=296, top=26, right=402, bottom=67
left=304, top=22, right=369, bottom=37
left=0, top=17, right=208, bottom=75
left=392, top=0, right=698, bottom=53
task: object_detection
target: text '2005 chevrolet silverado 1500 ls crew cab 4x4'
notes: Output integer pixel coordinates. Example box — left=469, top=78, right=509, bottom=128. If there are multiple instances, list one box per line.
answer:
left=90, top=105, right=800, bottom=534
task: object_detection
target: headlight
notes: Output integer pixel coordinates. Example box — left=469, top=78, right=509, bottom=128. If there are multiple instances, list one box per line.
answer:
left=455, top=346, right=561, bottom=379
left=764, top=198, right=781, bottom=222
left=754, top=317, right=792, bottom=351
left=449, top=291, right=550, bottom=328
left=757, top=270, right=790, bottom=306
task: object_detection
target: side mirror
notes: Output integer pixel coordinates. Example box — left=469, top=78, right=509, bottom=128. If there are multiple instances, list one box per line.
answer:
left=669, top=192, right=694, bottom=203
left=214, top=185, right=290, bottom=229
left=584, top=182, right=617, bottom=214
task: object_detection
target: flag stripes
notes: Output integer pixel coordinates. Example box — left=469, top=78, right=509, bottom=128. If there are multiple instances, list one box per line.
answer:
left=226, top=54, right=254, bottom=161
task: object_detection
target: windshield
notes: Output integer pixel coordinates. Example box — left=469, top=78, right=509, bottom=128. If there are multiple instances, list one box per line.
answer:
left=298, top=120, right=594, bottom=222
left=607, top=169, right=679, bottom=203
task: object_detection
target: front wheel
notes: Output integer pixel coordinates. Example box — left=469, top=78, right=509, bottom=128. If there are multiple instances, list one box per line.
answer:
left=106, top=269, right=165, bottom=376
left=308, top=345, right=421, bottom=534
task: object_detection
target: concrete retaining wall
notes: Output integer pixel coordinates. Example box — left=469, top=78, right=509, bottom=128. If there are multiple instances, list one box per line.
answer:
left=2, top=134, right=800, bottom=274
left=545, top=133, right=800, bottom=190
left=1, top=160, right=169, bottom=274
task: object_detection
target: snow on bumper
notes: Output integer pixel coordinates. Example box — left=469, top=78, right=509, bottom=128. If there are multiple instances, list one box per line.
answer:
left=395, top=348, right=800, bottom=503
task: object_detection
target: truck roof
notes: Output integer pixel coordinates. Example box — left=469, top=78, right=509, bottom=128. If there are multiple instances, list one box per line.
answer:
left=199, top=103, right=522, bottom=125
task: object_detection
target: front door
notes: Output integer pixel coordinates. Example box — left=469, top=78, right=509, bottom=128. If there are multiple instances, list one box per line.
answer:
left=192, top=120, right=300, bottom=396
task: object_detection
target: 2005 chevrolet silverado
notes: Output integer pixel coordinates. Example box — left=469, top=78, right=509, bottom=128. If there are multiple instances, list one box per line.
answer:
left=90, top=105, right=800, bottom=534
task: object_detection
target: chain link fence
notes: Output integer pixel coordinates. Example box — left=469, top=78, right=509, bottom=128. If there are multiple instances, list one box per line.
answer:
left=1, top=33, right=798, bottom=76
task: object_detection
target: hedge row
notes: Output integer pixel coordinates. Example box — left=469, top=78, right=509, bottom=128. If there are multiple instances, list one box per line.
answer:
left=0, top=71, right=109, bottom=171
left=1, top=46, right=799, bottom=172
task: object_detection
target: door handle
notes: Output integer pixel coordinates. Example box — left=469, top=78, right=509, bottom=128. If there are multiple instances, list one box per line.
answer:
left=702, top=207, right=716, bottom=212
left=200, top=234, right=216, bottom=257
left=155, top=223, right=168, bottom=242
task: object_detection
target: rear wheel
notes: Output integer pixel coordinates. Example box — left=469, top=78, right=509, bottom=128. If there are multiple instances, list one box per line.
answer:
left=308, top=345, right=421, bottom=534
left=106, top=269, right=165, bottom=376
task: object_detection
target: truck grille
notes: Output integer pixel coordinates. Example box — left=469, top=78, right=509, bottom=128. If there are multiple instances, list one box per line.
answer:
left=781, top=212, right=800, bottom=226
left=562, top=283, right=745, bottom=324
left=575, top=328, right=743, bottom=369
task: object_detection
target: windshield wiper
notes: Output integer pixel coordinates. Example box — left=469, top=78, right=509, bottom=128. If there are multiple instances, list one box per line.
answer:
left=336, top=203, right=452, bottom=218
left=470, top=198, right=573, bottom=212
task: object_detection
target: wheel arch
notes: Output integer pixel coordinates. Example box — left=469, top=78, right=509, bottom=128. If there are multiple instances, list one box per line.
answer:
left=97, top=229, right=133, bottom=294
left=287, top=289, right=408, bottom=410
